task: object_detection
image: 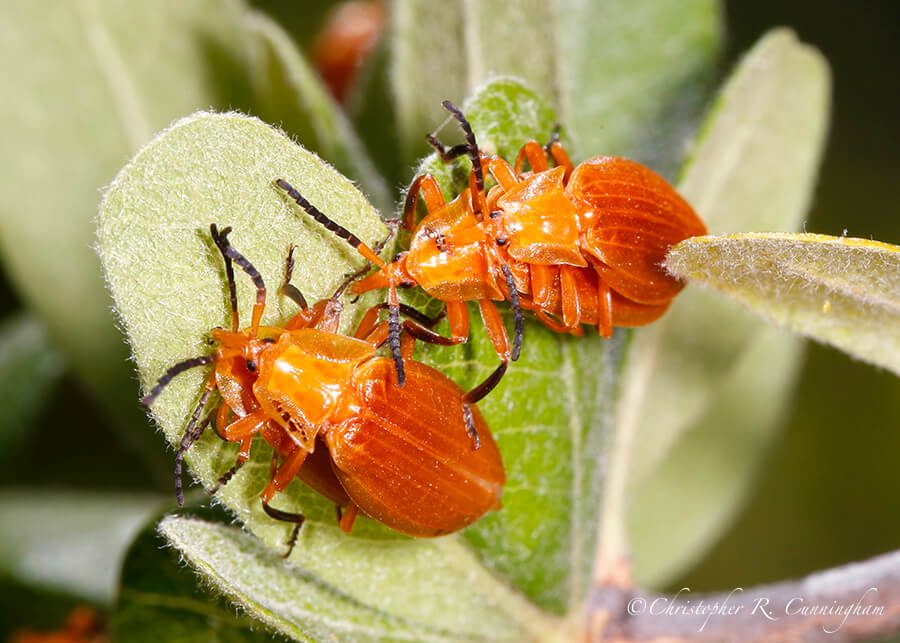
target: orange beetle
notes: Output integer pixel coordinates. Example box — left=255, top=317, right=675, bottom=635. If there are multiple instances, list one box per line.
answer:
left=279, top=101, right=706, bottom=386
left=311, top=0, right=386, bottom=103
left=10, top=607, right=106, bottom=643
left=142, top=225, right=505, bottom=553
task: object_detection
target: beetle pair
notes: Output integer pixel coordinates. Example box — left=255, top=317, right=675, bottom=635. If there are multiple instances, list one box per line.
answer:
left=142, top=225, right=505, bottom=554
left=145, top=101, right=705, bottom=548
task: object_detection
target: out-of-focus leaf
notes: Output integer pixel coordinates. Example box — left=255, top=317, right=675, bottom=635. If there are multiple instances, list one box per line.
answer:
left=615, top=29, right=831, bottom=587
left=627, top=326, right=803, bottom=584
left=0, top=0, right=254, bottom=469
left=159, top=515, right=550, bottom=642
left=390, top=0, right=466, bottom=160
left=0, top=490, right=162, bottom=603
left=555, top=0, right=721, bottom=175
left=112, top=511, right=286, bottom=642
left=243, top=9, right=391, bottom=213
left=667, top=233, right=900, bottom=376
left=348, top=29, right=407, bottom=190
left=0, top=314, right=65, bottom=460
left=389, top=0, right=720, bottom=171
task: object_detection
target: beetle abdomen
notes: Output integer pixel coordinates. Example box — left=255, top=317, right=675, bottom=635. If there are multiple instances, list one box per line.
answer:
left=569, top=157, right=707, bottom=305
left=325, top=358, right=505, bottom=537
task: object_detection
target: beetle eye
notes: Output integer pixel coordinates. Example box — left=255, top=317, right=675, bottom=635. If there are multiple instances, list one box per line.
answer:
left=246, top=359, right=257, bottom=372
left=434, top=233, right=448, bottom=252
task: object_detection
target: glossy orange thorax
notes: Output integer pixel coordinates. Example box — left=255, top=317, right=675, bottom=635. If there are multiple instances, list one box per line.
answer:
left=403, top=190, right=503, bottom=302
left=253, top=328, right=375, bottom=451
left=494, top=165, right=591, bottom=267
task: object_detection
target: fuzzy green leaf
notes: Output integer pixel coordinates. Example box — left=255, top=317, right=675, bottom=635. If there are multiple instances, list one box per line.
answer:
left=615, top=29, right=831, bottom=586
left=113, top=509, right=288, bottom=642
left=667, top=233, right=900, bottom=375
left=389, top=0, right=720, bottom=168
left=0, top=314, right=65, bottom=461
left=159, top=515, right=553, bottom=642
left=0, top=0, right=253, bottom=467
left=243, top=9, right=391, bottom=213
left=0, top=490, right=162, bottom=603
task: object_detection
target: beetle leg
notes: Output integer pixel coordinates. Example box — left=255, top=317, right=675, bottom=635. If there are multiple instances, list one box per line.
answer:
left=339, top=503, right=360, bottom=533
left=460, top=360, right=511, bottom=450
left=387, top=282, right=405, bottom=386
left=500, top=265, right=523, bottom=361
left=210, top=435, right=252, bottom=495
left=262, top=446, right=310, bottom=503
left=425, top=136, right=470, bottom=161
left=356, top=303, right=446, bottom=340
left=261, top=448, right=309, bottom=557
left=536, top=310, right=571, bottom=333
left=285, top=300, right=328, bottom=330
left=354, top=304, right=384, bottom=340
left=452, top=298, right=516, bottom=449
left=173, top=372, right=216, bottom=506
left=214, top=403, right=232, bottom=438
left=174, top=413, right=211, bottom=506
left=484, top=156, right=520, bottom=192
left=514, top=140, right=551, bottom=175
left=559, top=266, right=583, bottom=330
left=548, top=140, right=575, bottom=181
left=478, top=299, right=511, bottom=361
left=597, top=279, right=614, bottom=338
left=446, top=300, right=471, bottom=344
left=218, top=408, right=269, bottom=442
left=529, top=264, right=556, bottom=308
left=261, top=501, right=306, bottom=558
left=432, top=100, right=486, bottom=196
left=403, top=173, right=446, bottom=230
left=280, top=244, right=309, bottom=311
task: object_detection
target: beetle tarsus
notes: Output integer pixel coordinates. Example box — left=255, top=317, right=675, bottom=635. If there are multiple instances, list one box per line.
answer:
left=174, top=404, right=211, bottom=506
left=262, top=501, right=306, bottom=558
left=388, top=302, right=405, bottom=386
left=462, top=404, right=481, bottom=450
left=463, top=361, right=508, bottom=406
left=501, top=265, right=523, bottom=361
left=211, top=457, right=246, bottom=495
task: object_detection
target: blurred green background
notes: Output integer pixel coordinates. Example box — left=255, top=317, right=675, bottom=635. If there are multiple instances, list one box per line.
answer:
left=0, top=0, right=897, bottom=638
left=683, top=1, right=900, bottom=593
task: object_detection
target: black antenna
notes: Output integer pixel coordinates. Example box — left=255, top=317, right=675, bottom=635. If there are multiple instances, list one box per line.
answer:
left=275, top=179, right=384, bottom=267
left=439, top=100, right=484, bottom=195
